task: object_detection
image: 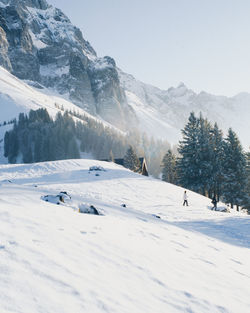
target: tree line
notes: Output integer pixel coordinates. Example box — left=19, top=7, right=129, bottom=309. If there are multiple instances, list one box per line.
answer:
left=3, top=108, right=170, bottom=177
left=161, top=112, right=249, bottom=212
left=4, top=108, right=129, bottom=164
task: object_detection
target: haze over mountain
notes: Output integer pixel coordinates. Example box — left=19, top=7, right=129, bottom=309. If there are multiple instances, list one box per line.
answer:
left=0, top=0, right=250, bottom=148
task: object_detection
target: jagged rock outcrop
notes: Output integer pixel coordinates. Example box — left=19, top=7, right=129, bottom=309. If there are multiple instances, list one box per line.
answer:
left=0, top=0, right=135, bottom=129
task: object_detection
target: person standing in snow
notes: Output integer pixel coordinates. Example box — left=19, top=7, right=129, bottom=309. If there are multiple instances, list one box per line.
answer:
left=183, top=190, right=188, bottom=206
left=211, top=196, right=217, bottom=210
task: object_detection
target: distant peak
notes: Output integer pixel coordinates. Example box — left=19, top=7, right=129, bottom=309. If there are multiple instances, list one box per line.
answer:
left=177, top=82, right=187, bottom=89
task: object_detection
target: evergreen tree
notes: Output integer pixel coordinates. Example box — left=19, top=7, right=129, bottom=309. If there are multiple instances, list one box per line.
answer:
left=177, top=113, right=227, bottom=198
left=245, top=152, right=250, bottom=214
left=123, top=146, right=140, bottom=172
left=23, top=145, right=33, bottom=163
left=222, top=128, right=247, bottom=210
left=196, top=115, right=213, bottom=196
left=177, top=112, right=201, bottom=192
left=4, top=131, right=9, bottom=158
left=161, top=149, right=177, bottom=184
left=34, top=132, right=43, bottom=162
left=8, top=131, right=19, bottom=163
left=210, top=123, right=224, bottom=200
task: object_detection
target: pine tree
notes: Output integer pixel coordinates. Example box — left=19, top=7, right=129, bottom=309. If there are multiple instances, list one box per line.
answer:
left=196, top=114, right=213, bottom=196
left=177, top=113, right=227, bottom=198
left=123, top=146, right=140, bottom=172
left=4, top=131, right=9, bottom=158
left=161, top=149, right=177, bottom=184
left=23, top=145, right=33, bottom=163
left=34, top=132, right=43, bottom=162
left=222, top=128, right=247, bottom=210
left=210, top=123, right=224, bottom=200
left=177, top=112, right=201, bottom=192
left=8, top=131, right=19, bottom=163
left=245, top=152, right=250, bottom=214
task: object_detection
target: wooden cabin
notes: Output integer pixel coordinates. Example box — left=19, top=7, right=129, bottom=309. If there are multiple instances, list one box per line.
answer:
left=111, top=157, right=149, bottom=176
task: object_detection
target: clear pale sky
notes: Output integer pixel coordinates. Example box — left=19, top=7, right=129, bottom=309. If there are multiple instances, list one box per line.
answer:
left=49, top=0, right=250, bottom=96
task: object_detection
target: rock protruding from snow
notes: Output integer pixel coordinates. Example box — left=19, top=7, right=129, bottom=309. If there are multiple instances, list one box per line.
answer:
left=79, top=204, right=101, bottom=215
left=41, top=191, right=71, bottom=205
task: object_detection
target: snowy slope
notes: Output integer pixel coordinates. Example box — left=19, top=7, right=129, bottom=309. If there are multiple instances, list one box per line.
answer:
left=0, top=66, right=122, bottom=126
left=0, top=66, right=125, bottom=162
left=0, top=159, right=249, bottom=313
left=119, top=70, right=250, bottom=148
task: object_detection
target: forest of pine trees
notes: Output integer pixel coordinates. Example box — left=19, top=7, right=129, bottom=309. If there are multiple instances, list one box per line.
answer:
left=161, top=112, right=250, bottom=213
left=3, top=108, right=170, bottom=177
left=4, top=109, right=129, bottom=164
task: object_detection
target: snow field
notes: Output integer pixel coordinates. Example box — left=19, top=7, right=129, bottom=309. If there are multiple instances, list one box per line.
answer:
left=0, top=159, right=249, bottom=313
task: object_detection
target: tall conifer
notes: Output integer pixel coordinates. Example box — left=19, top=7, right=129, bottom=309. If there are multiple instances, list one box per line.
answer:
left=124, top=146, right=140, bottom=172
left=178, top=112, right=200, bottom=192
left=222, top=128, right=247, bottom=209
left=162, top=149, right=177, bottom=184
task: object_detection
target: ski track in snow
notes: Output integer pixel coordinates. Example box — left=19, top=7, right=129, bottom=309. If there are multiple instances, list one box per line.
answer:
left=0, top=159, right=249, bottom=313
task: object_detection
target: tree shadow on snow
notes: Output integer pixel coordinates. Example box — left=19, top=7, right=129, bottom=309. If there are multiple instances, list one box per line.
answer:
left=171, top=217, right=250, bottom=249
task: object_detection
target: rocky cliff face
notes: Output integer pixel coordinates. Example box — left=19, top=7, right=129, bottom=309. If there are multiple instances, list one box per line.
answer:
left=0, top=0, right=134, bottom=129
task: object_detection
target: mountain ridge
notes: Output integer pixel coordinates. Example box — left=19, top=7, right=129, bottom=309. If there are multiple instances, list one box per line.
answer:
left=118, top=69, right=250, bottom=147
left=0, top=0, right=250, bottom=148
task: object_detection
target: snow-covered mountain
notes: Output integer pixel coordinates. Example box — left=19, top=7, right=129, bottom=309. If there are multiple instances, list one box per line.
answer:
left=0, top=0, right=250, bottom=149
left=0, top=0, right=135, bottom=129
left=0, top=158, right=249, bottom=313
left=119, top=70, right=250, bottom=148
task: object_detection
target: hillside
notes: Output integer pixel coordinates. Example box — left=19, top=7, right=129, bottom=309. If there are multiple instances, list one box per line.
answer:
left=0, top=66, right=125, bottom=163
left=0, top=159, right=249, bottom=313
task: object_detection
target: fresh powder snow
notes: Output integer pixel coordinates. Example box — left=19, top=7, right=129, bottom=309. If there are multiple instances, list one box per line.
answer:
left=0, top=159, right=249, bottom=313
